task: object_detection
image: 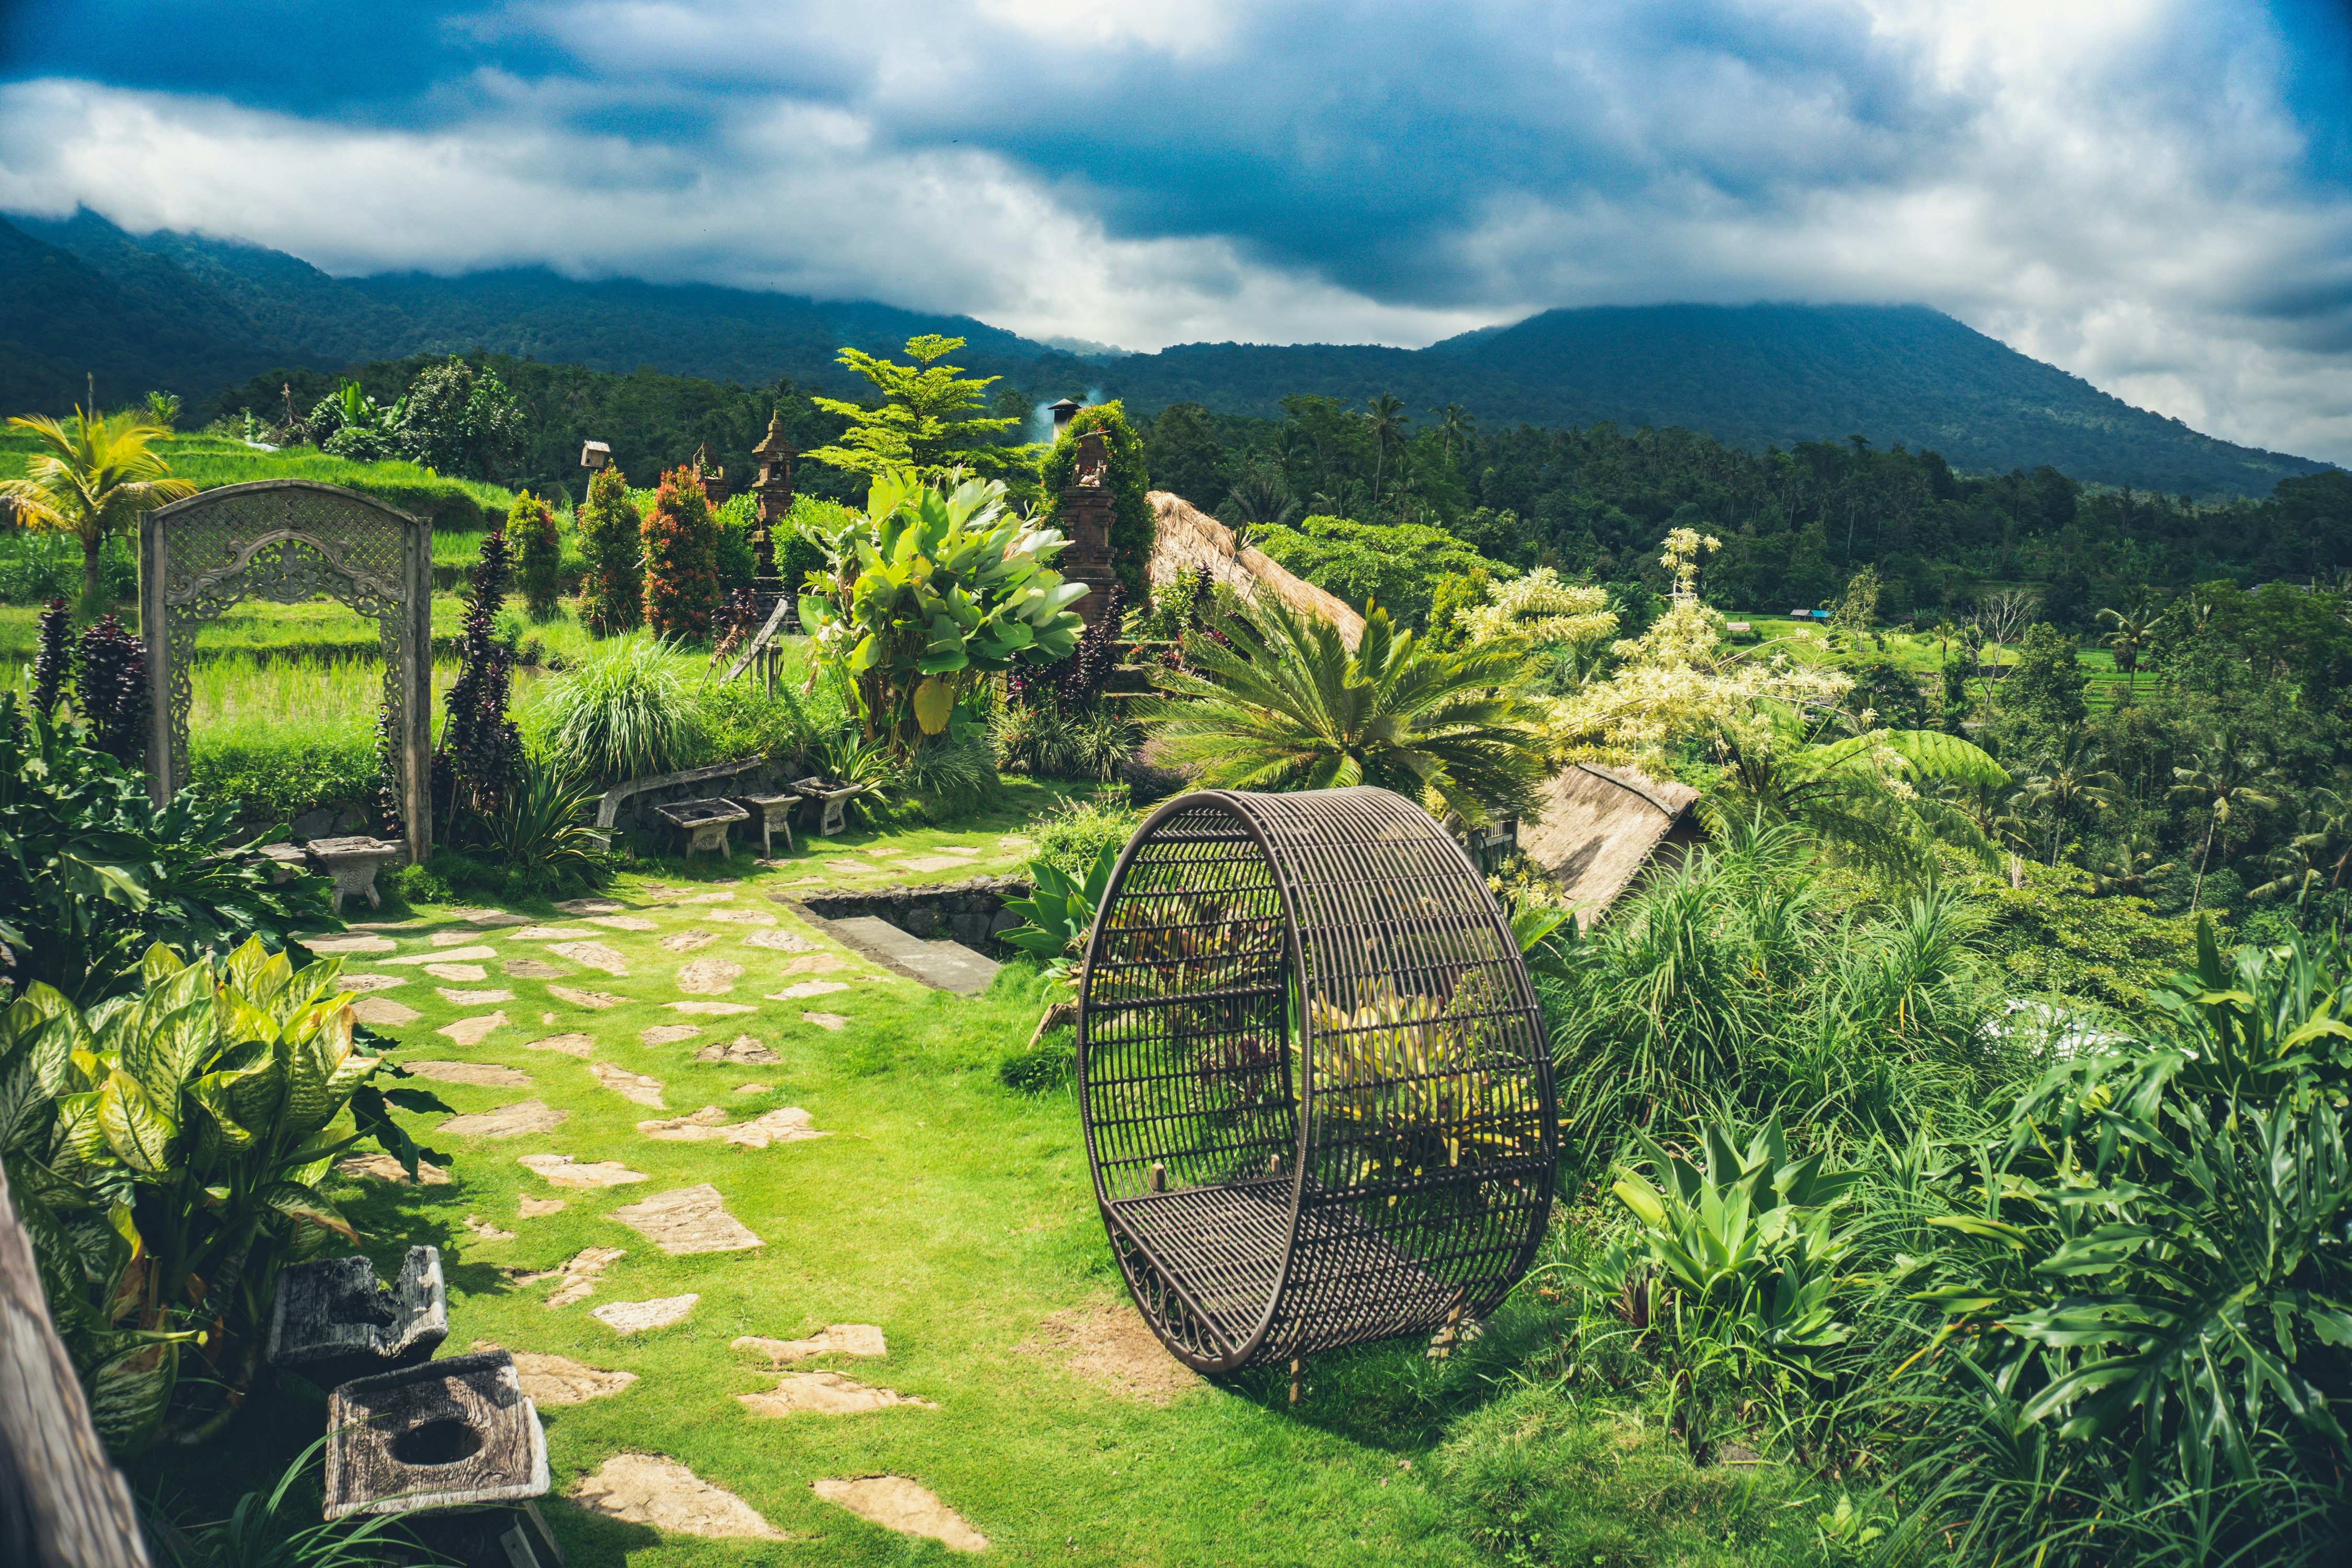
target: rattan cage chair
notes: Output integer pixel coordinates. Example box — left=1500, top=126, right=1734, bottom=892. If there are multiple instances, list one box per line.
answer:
left=1077, top=787, right=1558, bottom=1375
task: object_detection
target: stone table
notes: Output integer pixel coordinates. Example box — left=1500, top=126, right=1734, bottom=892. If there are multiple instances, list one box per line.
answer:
left=732, top=792, right=799, bottom=858
left=652, top=799, right=748, bottom=859
left=304, top=835, right=406, bottom=913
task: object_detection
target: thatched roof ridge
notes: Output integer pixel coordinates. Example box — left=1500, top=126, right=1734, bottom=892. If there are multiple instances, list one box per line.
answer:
left=1146, top=491, right=1366, bottom=648
left=1519, top=764, right=1701, bottom=921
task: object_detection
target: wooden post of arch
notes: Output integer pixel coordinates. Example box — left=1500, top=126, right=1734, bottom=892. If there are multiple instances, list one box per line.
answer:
left=139, top=481, right=434, bottom=863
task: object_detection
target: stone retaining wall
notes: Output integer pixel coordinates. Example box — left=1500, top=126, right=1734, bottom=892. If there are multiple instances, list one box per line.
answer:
left=791, top=875, right=1032, bottom=951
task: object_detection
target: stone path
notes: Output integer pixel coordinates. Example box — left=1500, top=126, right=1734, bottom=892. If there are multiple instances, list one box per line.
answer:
left=659, top=931, right=716, bottom=952
left=353, top=997, right=420, bottom=1026
left=439, top=1099, right=564, bottom=1138
left=436, top=1011, right=507, bottom=1045
left=589, top=1062, right=666, bottom=1108
left=340, top=973, right=408, bottom=992
left=665, top=1000, right=757, bottom=1016
left=812, top=1476, right=986, bottom=1553
left=589, top=1295, right=698, bottom=1335
left=697, top=1034, right=779, bottom=1063
left=504, top=958, right=569, bottom=978
left=740, top=1371, right=936, bottom=1415
left=517, top=1154, right=646, bottom=1188
left=769, top=979, right=849, bottom=1000
left=828, top=916, right=1000, bottom=994
left=383, top=945, right=495, bottom=964
left=705, top=908, right=776, bottom=925
left=803, top=1011, right=850, bottom=1031
left=733, top=1324, right=887, bottom=1364
left=403, top=1060, right=529, bottom=1087
left=549, top=941, right=629, bottom=975
left=424, top=963, right=489, bottom=982
left=547, top=985, right=622, bottom=1009
left=637, top=1105, right=826, bottom=1147
left=641, top=1024, right=701, bottom=1046
left=524, top=1032, right=594, bottom=1058
left=435, top=986, right=511, bottom=1002
left=674, top=956, right=742, bottom=994
left=472, top=1342, right=636, bottom=1404
left=743, top=928, right=815, bottom=952
left=335, top=1151, right=448, bottom=1184
left=610, top=1184, right=762, bottom=1254
left=574, top=1454, right=786, bottom=1540
left=517, top=1246, right=626, bottom=1307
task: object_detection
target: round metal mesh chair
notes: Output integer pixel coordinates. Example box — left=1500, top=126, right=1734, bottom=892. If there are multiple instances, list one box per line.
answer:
left=1077, top=787, right=1558, bottom=1374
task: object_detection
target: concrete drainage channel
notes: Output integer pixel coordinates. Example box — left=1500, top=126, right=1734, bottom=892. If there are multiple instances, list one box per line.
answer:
left=771, top=878, right=1030, bottom=996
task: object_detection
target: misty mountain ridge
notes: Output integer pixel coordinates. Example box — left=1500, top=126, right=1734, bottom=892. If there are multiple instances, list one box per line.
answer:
left=0, top=208, right=2332, bottom=497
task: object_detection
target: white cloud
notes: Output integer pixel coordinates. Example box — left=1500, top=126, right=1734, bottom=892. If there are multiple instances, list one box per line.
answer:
left=0, top=0, right=2345, bottom=463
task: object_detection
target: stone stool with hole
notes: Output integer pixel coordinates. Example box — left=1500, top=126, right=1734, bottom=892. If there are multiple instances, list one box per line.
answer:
left=267, top=1247, right=448, bottom=1390
left=325, top=1348, right=559, bottom=1566
left=653, top=798, right=748, bottom=858
left=304, top=835, right=407, bottom=913
left=788, top=776, right=866, bottom=837
left=733, top=791, right=799, bottom=858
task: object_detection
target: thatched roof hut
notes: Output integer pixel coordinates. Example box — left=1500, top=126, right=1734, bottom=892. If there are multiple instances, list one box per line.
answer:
left=1146, top=491, right=1366, bottom=647
left=1519, top=764, right=1702, bottom=923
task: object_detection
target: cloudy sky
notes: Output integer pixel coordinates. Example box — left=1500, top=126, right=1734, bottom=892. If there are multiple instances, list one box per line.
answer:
left=3, top=0, right=2348, bottom=462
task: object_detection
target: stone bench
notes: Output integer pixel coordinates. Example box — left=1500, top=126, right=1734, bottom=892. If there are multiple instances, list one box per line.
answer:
left=734, top=791, right=799, bottom=858
left=595, top=757, right=768, bottom=832
left=653, top=798, right=749, bottom=858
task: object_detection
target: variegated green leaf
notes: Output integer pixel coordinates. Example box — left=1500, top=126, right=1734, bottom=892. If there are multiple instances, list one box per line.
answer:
left=96, top=1069, right=177, bottom=1175
left=85, top=1341, right=176, bottom=1459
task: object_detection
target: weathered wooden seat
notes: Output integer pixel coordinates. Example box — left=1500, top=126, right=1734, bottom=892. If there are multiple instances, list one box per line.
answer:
left=324, top=1348, right=549, bottom=1521
left=653, top=797, right=748, bottom=858
left=733, top=791, right=799, bottom=858
left=267, top=1247, right=447, bottom=1391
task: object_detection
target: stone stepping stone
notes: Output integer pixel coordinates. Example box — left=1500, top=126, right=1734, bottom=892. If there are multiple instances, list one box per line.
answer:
left=424, top=963, right=489, bottom=982
left=811, top=1476, right=985, bottom=1552
left=704, top=909, right=776, bottom=926
left=516, top=1245, right=626, bottom=1307
left=461, top=909, right=534, bottom=927
left=743, top=928, right=816, bottom=952
left=732, top=1324, right=887, bottom=1364
left=784, top=877, right=824, bottom=888
left=896, top=856, right=979, bottom=874
left=573, top=1452, right=783, bottom=1540
left=339, top=973, right=408, bottom=993
left=550, top=941, right=629, bottom=975
left=769, top=980, right=848, bottom=1001
left=641, top=1024, right=703, bottom=1046
left=610, top=1184, right=762, bottom=1254
left=832, top=918, right=1000, bottom=995
left=335, top=1152, right=449, bottom=1185
left=781, top=954, right=846, bottom=975
left=675, top=957, right=743, bottom=994
left=352, top=997, right=420, bottom=1027
left=525, top=1032, right=595, bottom=1058
left=383, top=946, right=495, bottom=964
left=697, top=1035, right=779, bottom=1064
left=518, top=1154, right=647, bottom=1188
left=802, top=1011, right=850, bottom=1031
left=666, top=1000, right=757, bottom=1016
left=637, top=1105, right=826, bottom=1148
left=548, top=985, right=622, bottom=1009
left=555, top=897, right=626, bottom=915
left=431, top=929, right=495, bottom=948
left=436, top=1011, right=508, bottom=1045
left=403, top=1060, right=530, bottom=1087
left=519, top=1196, right=566, bottom=1217
left=825, top=860, right=871, bottom=874
left=436, top=986, right=512, bottom=1004
left=587, top=915, right=658, bottom=931
left=589, top=1295, right=700, bottom=1336
left=732, top=1082, right=773, bottom=1094
left=740, top=1372, right=936, bottom=1416
left=473, top=1342, right=637, bottom=1404
left=659, top=931, right=717, bottom=953
left=674, top=891, right=735, bottom=904
left=304, top=934, right=396, bottom=954
left=590, top=1062, right=666, bottom=1108
left=464, top=1215, right=516, bottom=1241
left=504, top=958, right=570, bottom=979
left=515, top=924, right=596, bottom=940
left=440, top=1099, right=564, bottom=1138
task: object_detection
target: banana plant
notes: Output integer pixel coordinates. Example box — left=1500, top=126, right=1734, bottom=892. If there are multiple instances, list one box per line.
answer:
left=798, top=469, right=1089, bottom=755
left=0, top=937, right=451, bottom=1455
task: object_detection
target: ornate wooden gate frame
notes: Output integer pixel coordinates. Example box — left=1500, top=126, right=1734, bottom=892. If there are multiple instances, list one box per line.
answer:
left=140, top=480, right=434, bottom=862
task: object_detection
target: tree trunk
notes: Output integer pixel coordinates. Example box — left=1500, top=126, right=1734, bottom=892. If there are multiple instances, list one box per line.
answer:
left=2190, top=814, right=2217, bottom=912
left=80, top=533, right=101, bottom=609
left=0, top=1163, right=152, bottom=1568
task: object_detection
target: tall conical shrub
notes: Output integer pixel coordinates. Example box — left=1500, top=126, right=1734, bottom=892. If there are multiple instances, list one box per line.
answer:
left=435, top=527, right=524, bottom=834
left=642, top=467, right=720, bottom=641
left=512, top=489, right=562, bottom=620
left=578, top=466, right=643, bottom=636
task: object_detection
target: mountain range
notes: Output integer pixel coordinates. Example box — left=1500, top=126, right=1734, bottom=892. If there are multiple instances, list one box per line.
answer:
left=1, top=209, right=2333, bottom=497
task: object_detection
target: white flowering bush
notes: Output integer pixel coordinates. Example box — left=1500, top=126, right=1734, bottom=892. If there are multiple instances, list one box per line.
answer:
left=1459, top=567, right=1618, bottom=649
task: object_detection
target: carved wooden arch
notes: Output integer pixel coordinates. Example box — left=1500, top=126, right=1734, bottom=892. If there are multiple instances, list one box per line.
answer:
left=139, top=480, right=434, bottom=862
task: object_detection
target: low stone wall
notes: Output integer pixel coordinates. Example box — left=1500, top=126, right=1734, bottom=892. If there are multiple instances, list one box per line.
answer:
left=792, top=875, right=1032, bottom=951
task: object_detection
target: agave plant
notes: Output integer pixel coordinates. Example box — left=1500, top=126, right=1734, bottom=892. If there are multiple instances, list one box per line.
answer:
left=0, top=938, right=449, bottom=1455
left=999, top=842, right=1118, bottom=987
left=487, top=759, right=610, bottom=889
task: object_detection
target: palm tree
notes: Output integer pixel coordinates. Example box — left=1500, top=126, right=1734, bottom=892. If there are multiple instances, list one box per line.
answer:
left=1214, top=459, right=1300, bottom=537
left=2167, top=740, right=2281, bottom=912
left=1137, top=596, right=1550, bottom=827
left=2095, top=596, right=2158, bottom=697
left=2249, top=786, right=2352, bottom=913
left=1363, top=393, right=1409, bottom=513
left=1429, top=403, right=1477, bottom=463
left=1, top=406, right=195, bottom=604
left=2084, top=829, right=2173, bottom=897
left=2016, top=735, right=2120, bottom=865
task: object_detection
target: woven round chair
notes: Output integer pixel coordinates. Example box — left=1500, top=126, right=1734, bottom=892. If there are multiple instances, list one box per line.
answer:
left=1077, top=786, right=1558, bottom=1375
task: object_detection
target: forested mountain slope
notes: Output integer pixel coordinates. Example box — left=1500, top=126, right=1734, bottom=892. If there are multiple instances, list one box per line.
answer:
left=2, top=209, right=2333, bottom=496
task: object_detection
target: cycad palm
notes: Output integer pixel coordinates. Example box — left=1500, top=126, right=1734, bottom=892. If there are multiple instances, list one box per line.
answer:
left=1139, top=596, right=1550, bottom=827
left=1, top=406, right=195, bottom=603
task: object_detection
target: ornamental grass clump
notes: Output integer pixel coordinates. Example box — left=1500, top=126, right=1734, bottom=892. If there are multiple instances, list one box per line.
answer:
left=578, top=465, right=644, bottom=636
left=641, top=467, right=720, bottom=640
left=535, top=633, right=700, bottom=785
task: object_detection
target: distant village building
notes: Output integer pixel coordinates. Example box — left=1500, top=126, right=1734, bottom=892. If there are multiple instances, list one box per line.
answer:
left=1518, top=764, right=1703, bottom=924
